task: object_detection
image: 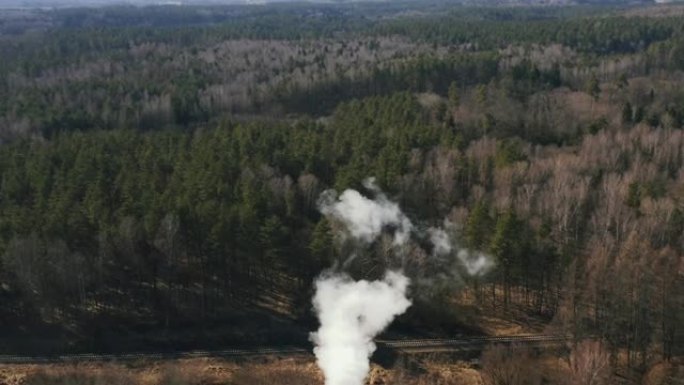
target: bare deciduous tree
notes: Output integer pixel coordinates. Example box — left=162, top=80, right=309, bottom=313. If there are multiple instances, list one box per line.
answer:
left=566, top=341, right=612, bottom=385
left=481, top=345, right=541, bottom=385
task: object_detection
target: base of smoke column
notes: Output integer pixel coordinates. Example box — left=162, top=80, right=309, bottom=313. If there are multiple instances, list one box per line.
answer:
left=371, top=343, right=399, bottom=368
left=371, top=347, right=436, bottom=376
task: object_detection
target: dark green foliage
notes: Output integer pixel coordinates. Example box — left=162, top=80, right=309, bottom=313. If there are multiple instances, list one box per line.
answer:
left=0, top=93, right=456, bottom=341
left=626, top=182, right=641, bottom=209
left=309, top=219, right=335, bottom=268
left=374, top=13, right=681, bottom=54
left=495, top=139, right=527, bottom=168
left=622, top=102, right=633, bottom=124
left=278, top=52, right=500, bottom=115
left=634, top=105, right=646, bottom=123
left=669, top=38, right=684, bottom=71
left=503, top=60, right=561, bottom=101
left=588, top=117, right=609, bottom=135
left=448, top=81, right=460, bottom=108
left=585, top=75, right=601, bottom=101
left=490, top=209, right=524, bottom=267
left=489, top=209, right=530, bottom=307
left=466, top=200, right=493, bottom=250
left=647, top=112, right=661, bottom=127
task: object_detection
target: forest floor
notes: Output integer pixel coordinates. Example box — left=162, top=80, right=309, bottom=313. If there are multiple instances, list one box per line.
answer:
left=448, top=287, right=555, bottom=337
left=0, top=305, right=311, bottom=356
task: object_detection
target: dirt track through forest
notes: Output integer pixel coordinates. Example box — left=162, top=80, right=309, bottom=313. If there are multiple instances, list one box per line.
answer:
left=0, top=335, right=571, bottom=364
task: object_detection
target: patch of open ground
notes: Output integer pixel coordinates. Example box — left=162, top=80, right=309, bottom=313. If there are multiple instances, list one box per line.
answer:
left=0, top=356, right=488, bottom=385
left=2, top=351, right=679, bottom=385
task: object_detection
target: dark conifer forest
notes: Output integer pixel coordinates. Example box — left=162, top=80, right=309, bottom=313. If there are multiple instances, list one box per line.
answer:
left=0, top=1, right=681, bottom=374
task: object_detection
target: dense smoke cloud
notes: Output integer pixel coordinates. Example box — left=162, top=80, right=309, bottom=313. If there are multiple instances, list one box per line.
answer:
left=310, top=271, right=411, bottom=385
left=313, top=178, right=413, bottom=385
left=312, top=178, right=494, bottom=385
left=318, top=177, right=413, bottom=245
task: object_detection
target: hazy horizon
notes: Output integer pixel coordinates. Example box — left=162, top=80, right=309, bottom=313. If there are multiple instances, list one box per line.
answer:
left=0, top=0, right=667, bottom=10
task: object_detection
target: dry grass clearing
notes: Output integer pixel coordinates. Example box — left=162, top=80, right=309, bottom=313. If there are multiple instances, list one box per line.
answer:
left=0, top=357, right=322, bottom=385
left=4, top=354, right=680, bottom=385
left=0, top=356, right=488, bottom=385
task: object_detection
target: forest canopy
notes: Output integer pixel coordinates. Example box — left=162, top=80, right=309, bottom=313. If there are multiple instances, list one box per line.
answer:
left=0, top=1, right=681, bottom=369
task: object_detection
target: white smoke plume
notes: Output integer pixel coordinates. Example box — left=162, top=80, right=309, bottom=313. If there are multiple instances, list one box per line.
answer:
left=428, top=227, right=452, bottom=256
left=312, top=178, right=494, bottom=385
left=313, top=178, right=413, bottom=385
left=456, top=249, right=494, bottom=276
left=318, top=177, right=413, bottom=245
left=429, top=226, right=493, bottom=276
left=310, top=271, right=411, bottom=385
